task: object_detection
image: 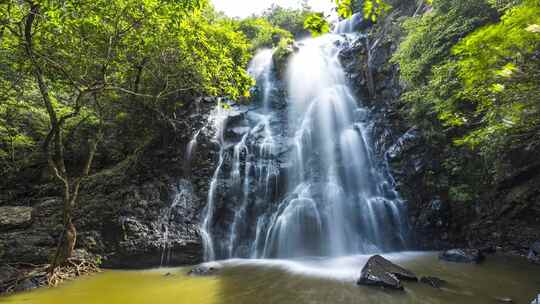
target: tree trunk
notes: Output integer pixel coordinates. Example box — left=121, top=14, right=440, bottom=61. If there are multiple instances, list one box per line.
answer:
left=50, top=137, right=98, bottom=269
left=23, top=2, right=100, bottom=271
left=51, top=215, right=77, bottom=269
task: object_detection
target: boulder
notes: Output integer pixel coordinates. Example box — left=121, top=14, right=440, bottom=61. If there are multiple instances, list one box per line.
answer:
left=0, top=265, right=18, bottom=285
left=357, top=255, right=417, bottom=290
left=479, top=245, right=497, bottom=255
left=386, top=128, right=421, bottom=161
left=439, top=249, right=484, bottom=264
left=528, top=241, right=540, bottom=264
left=13, top=278, right=40, bottom=292
left=0, top=206, right=33, bottom=231
left=188, top=262, right=222, bottom=276
left=419, top=276, right=446, bottom=289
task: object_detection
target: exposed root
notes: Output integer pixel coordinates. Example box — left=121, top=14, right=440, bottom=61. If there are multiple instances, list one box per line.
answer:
left=47, top=258, right=101, bottom=287
left=0, top=257, right=100, bottom=295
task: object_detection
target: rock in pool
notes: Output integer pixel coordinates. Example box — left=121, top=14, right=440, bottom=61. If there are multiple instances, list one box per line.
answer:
left=188, top=262, right=222, bottom=276
left=439, top=249, right=484, bottom=264
left=357, top=255, right=418, bottom=290
left=419, top=276, right=446, bottom=289
left=528, top=241, right=540, bottom=264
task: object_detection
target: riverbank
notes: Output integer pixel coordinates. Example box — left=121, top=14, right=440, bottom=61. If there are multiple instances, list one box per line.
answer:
left=0, top=250, right=100, bottom=296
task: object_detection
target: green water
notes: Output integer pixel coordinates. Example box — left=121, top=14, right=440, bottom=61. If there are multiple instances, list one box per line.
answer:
left=1, top=253, right=539, bottom=304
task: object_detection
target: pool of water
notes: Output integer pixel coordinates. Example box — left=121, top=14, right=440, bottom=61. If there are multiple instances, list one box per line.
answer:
left=2, top=252, right=539, bottom=304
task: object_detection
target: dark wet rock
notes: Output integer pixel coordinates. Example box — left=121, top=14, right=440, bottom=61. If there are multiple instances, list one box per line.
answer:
left=188, top=263, right=222, bottom=276
left=223, top=110, right=250, bottom=142
left=0, top=264, right=49, bottom=295
left=530, top=241, right=540, bottom=253
left=439, top=249, right=484, bottom=264
left=386, top=128, right=421, bottom=162
left=479, top=245, right=497, bottom=255
left=528, top=241, right=540, bottom=264
left=0, top=206, right=33, bottom=231
left=13, top=277, right=40, bottom=292
left=229, top=126, right=251, bottom=137
left=357, top=255, right=417, bottom=290
left=0, top=265, right=18, bottom=285
left=420, top=276, right=446, bottom=289
left=0, top=230, right=56, bottom=264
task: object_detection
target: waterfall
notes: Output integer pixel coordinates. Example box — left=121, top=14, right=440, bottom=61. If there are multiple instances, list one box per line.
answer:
left=200, top=101, right=229, bottom=262
left=200, top=34, right=409, bottom=261
left=334, top=13, right=366, bottom=34
left=334, top=12, right=370, bottom=34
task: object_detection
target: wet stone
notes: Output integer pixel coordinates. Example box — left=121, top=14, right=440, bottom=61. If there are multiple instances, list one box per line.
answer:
left=357, top=255, right=417, bottom=290
left=420, top=276, right=446, bottom=289
left=188, top=263, right=221, bottom=276
left=528, top=241, right=540, bottom=264
left=439, top=249, right=484, bottom=264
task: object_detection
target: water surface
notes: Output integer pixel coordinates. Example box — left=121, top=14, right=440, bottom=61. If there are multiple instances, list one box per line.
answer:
left=2, top=253, right=539, bottom=304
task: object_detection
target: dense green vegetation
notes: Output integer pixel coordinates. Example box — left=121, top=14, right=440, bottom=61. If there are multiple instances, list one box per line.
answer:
left=1, top=0, right=538, bottom=273
left=236, top=17, right=293, bottom=50
left=261, top=4, right=313, bottom=38
left=0, top=0, right=300, bottom=267
left=393, top=0, right=540, bottom=201
left=304, top=0, right=393, bottom=36
left=0, top=0, right=313, bottom=268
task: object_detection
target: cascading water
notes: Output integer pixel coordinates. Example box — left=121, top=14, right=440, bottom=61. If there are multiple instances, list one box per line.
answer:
left=200, top=33, right=409, bottom=261
left=334, top=12, right=365, bottom=34
left=200, top=102, right=229, bottom=262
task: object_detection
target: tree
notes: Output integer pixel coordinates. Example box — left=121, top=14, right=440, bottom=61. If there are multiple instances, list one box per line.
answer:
left=1, top=0, right=253, bottom=269
left=262, top=5, right=312, bottom=38
left=304, top=0, right=393, bottom=36
left=304, top=13, right=330, bottom=36
left=451, top=0, right=540, bottom=149
left=237, top=17, right=293, bottom=50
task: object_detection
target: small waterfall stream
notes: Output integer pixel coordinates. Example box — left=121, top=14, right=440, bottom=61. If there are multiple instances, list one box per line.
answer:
left=199, top=33, right=409, bottom=261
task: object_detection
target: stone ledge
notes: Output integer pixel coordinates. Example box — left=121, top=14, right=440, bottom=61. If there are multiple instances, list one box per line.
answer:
left=0, top=206, right=33, bottom=231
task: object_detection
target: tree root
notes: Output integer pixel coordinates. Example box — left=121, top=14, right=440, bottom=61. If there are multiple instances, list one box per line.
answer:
left=0, top=257, right=100, bottom=295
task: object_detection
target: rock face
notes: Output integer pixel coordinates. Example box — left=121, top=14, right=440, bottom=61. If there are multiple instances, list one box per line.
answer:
left=0, top=97, right=220, bottom=269
left=0, top=206, right=33, bottom=230
left=439, top=249, right=484, bottom=264
left=338, top=0, right=540, bottom=254
left=357, top=255, right=417, bottom=290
